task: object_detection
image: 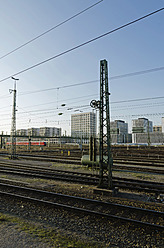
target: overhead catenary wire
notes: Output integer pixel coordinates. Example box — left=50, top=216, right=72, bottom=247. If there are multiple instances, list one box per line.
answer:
left=111, top=102, right=164, bottom=111
left=111, top=112, right=164, bottom=119
left=0, top=93, right=98, bottom=112
left=111, top=95, right=164, bottom=104
left=1, top=98, right=164, bottom=120
left=0, top=65, right=163, bottom=99
left=0, top=104, right=92, bottom=122
left=1, top=93, right=164, bottom=118
left=12, top=66, right=164, bottom=97
left=18, top=80, right=98, bottom=96
left=24, top=93, right=98, bottom=108
left=15, top=99, right=164, bottom=116
left=0, top=7, right=163, bottom=83
left=110, top=66, right=164, bottom=80
left=0, top=0, right=103, bottom=60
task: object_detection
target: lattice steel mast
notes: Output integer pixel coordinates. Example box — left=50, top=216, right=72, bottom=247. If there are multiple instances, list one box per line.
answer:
left=10, top=77, right=19, bottom=159
left=90, top=59, right=113, bottom=188
left=99, top=59, right=113, bottom=188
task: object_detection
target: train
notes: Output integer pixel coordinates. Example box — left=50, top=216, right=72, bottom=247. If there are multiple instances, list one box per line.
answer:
left=6, top=141, right=46, bottom=146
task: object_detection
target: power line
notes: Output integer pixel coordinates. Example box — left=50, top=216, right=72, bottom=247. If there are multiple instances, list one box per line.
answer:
left=0, top=7, right=163, bottom=83
left=19, top=66, right=164, bottom=96
left=18, top=80, right=98, bottom=96
left=0, top=93, right=98, bottom=111
left=1, top=91, right=164, bottom=117
left=110, top=66, right=164, bottom=80
left=0, top=99, right=161, bottom=117
left=17, top=104, right=89, bottom=116
left=18, top=93, right=98, bottom=109
left=111, top=112, right=164, bottom=119
left=0, top=65, right=163, bottom=99
left=111, top=96, right=164, bottom=104
left=0, top=0, right=103, bottom=60
left=111, top=102, right=164, bottom=111
left=1, top=93, right=164, bottom=117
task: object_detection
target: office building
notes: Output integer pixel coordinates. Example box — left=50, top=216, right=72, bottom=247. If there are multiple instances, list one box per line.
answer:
left=110, top=120, right=130, bottom=143
left=71, top=112, right=96, bottom=138
left=132, top=118, right=153, bottom=144
left=132, top=118, right=153, bottom=133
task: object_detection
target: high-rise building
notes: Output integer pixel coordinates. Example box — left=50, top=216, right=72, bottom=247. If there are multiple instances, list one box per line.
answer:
left=132, top=118, right=153, bottom=133
left=71, top=112, right=96, bottom=138
left=110, top=120, right=129, bottom=143
left=110, top=120, right=128, bottom=135
left=132, top=118, right=153, bottom=144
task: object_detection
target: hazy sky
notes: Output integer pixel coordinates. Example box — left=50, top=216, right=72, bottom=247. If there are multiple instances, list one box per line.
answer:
left=0, top=0, right=163, bottom=135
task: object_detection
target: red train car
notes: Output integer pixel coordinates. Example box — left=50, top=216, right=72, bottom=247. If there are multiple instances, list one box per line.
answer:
left=6, top=141, right=46, bottom=146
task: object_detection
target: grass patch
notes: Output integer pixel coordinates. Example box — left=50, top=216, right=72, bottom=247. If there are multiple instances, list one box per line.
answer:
left=0, top=213, right=103, bottom=247
left=0, top=214, right=8, bottom=222
left=0, top=175, right=9, bottom=179
left=51, top=162, right=82, bottom=169
left=113, top=171, right=155, bottom=181
left=135, top=174, right=154, bottom=180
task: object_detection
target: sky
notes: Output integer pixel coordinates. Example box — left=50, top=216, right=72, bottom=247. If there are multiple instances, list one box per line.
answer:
left=0, top=0, right=163, bottom=135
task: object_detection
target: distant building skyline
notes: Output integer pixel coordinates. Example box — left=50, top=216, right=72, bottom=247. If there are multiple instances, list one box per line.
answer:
left=16, top=127, right=61, bottom=137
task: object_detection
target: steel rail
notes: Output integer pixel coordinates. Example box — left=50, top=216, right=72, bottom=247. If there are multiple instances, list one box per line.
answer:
left=0, top=186, right=163, bottom=231
left=0, top=164, right=163, bottom=193
left=113, top=166, right=164, bottom=175
left=114, top=158, right=164, bottom=167
left=0, top=171, right=163, bottom=194
left=0, top=160, right=164, bottom=186
left=1, top=151, right=164, bottom=168
left=0, top=182, right=163, bottom=217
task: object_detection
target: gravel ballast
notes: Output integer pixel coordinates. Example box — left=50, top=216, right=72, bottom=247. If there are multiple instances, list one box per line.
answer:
left=0, top=158, right=163, bottom=247
left=0, top=223, right=50, bottom=248
left=0, top=183, right=163, bottom=247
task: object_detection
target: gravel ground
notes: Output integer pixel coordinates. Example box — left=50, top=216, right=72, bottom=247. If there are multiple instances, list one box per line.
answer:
left=0, top=181, right=163, bottom=247
left=0, top=223, right=50, bottom=248
left=0, top=158, right=163, bottom=247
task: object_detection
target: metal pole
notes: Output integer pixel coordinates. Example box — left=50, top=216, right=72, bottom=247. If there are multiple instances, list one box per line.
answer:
left=99, top=60, right=113, bottom=188
left=10, top=77, right=19, bottom=159
left=90, top=60, right=113, bottom=189
left=147, top=120, right=151, bottom=146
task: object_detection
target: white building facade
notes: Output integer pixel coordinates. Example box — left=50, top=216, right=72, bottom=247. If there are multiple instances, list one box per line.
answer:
left=71, top=112, right=97, bottom=138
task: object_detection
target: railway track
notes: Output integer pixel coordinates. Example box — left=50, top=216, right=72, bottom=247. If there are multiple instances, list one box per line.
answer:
left=19, top=155, right=164, bottom=174
left=0, top=182, right=163, bottom=231
left=0, top=160, right=163, bottom=194
left=114, top=158, right=164, bottom=167
left=1, top=152, right=164, bottom=176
